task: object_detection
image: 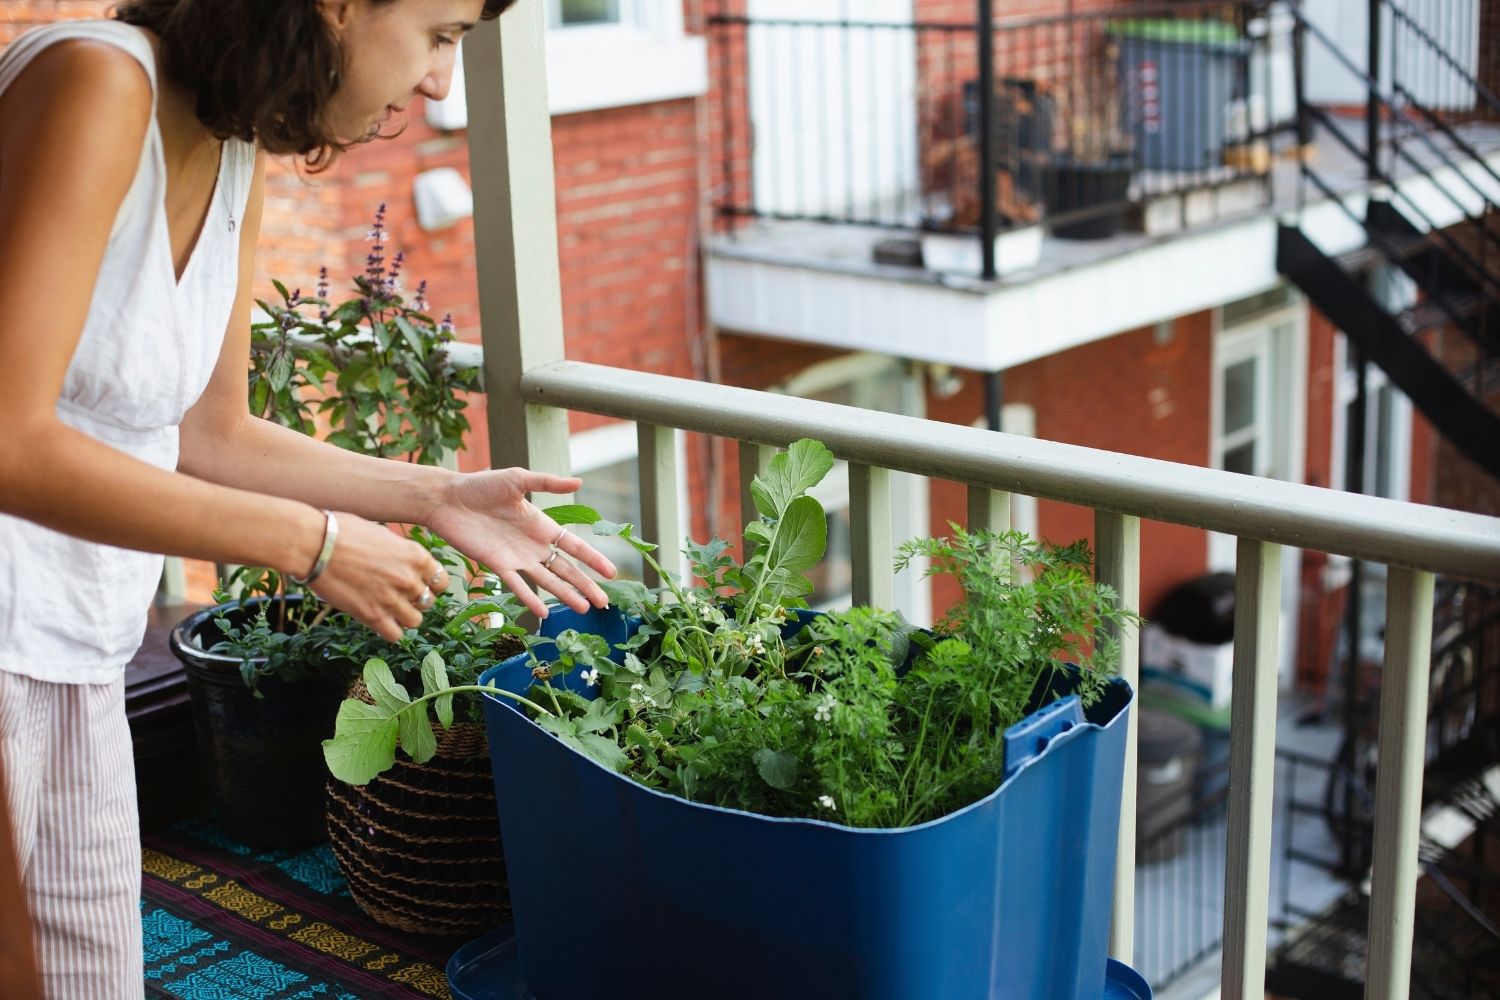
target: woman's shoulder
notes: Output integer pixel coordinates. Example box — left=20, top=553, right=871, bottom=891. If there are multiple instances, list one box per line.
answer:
left=0, top=30, right=153, bottom=203
left=0, top=26, right=153, bottom=124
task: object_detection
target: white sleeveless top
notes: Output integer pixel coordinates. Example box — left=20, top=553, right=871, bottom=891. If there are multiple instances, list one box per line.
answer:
left=0, top=20, right=256, bottom=683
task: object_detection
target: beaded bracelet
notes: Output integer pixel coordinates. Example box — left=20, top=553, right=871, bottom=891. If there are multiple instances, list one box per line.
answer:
left=291, top=509, right=339, bottom=586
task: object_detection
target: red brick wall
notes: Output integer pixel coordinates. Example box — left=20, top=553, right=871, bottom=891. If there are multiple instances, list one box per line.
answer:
left=1009, top=314, right=1213, bottom=619
left=0, top=1, right=110, bottom=43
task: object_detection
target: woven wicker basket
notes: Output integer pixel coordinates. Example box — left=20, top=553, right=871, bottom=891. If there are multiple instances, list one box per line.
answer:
left=325, top=673, right=512, bottom=936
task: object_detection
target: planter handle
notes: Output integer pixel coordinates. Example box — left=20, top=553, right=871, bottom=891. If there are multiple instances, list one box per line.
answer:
left=1003, top=694, right=1084, bottom=780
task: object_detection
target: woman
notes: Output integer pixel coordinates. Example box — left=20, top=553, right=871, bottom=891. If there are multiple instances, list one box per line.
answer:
left=0, top=1, right=615, bottom=995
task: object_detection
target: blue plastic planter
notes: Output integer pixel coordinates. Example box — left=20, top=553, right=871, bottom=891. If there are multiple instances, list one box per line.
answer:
left=478, top=606, right=1137, bottom=1000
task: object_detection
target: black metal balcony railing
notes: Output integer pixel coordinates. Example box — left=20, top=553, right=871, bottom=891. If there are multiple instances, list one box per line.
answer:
left=708, top=0, right=1297, bottom=278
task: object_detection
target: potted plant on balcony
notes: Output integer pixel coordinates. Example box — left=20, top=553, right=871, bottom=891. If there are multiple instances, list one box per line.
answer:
left=170, top=205, right=480, bottom=850
left=919, top=79, right=1049, bottom=276
left=326, top=439, right=1148, bottom=998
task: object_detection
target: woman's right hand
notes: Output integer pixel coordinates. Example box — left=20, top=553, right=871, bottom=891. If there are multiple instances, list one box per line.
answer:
left=303, top=512, right=448, bottom=643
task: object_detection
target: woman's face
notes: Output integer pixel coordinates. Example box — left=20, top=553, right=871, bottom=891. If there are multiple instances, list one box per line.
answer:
left=321, top=0, right=487, bottom=142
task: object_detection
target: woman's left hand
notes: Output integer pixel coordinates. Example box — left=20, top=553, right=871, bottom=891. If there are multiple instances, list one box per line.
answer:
left=426, top=467, right=617, bottom=617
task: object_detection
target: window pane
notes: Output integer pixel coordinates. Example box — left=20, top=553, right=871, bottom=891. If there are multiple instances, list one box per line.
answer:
left=1222, top=357, right=1257, bottom=436
left=1223, top=441, right=1256, bottom=475
left=573, top=458, right=644, bottom=581
left=561, top=0, right=620, bottom=25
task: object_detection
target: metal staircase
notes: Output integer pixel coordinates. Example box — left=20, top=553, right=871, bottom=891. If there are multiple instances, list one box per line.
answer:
left=1276, top=0, right=1500, bottom=481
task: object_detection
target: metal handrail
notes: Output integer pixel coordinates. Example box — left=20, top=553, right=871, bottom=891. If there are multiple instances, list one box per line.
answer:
left=519, top=360, right=1500, bottom=583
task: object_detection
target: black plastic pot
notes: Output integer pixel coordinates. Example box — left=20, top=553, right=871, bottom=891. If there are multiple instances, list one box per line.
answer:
left=170, top=597, right=353, bottom=849
left=1039, top=155, right=1134, bottom=240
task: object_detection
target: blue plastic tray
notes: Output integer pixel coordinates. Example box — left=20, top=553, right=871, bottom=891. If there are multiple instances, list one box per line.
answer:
left=446, top=925, right=1154, bottom=999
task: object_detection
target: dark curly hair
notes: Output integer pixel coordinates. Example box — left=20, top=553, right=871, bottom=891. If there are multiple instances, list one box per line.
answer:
left=113, top=0, right=516, bottom=170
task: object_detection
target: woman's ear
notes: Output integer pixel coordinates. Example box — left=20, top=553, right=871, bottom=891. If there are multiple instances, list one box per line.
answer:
left=317, top=0, right=356, bottom=31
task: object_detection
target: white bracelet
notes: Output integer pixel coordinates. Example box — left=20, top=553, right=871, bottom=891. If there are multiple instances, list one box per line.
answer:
left=291, top=509, right=338, bottom=586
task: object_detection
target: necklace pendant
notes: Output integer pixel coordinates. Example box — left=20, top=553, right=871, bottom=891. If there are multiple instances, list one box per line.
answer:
left=228, top=218, right=236, bottom=234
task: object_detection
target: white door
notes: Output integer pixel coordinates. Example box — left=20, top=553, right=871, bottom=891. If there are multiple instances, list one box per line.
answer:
left=747, top=0, right=919, bottom=223
left=1209, top=295, right=1310, bottom=683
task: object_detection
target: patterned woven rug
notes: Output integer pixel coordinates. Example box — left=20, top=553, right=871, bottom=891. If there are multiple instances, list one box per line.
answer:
left=141, top=818, right=467, bottom=999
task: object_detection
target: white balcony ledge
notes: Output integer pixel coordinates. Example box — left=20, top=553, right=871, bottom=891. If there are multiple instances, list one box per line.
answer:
left=707, top=122, right=1500, bottom=373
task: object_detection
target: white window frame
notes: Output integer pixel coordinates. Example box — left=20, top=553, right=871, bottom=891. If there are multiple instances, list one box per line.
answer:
left=544, top=0, right=707, bottom=117
left=424, top=4, right=708, bottom=130
left=1208, top=290, right=1309, bottom=686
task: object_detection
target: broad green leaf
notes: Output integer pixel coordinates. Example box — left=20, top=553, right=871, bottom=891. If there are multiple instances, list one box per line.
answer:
left=570, top=732, right=631, bottom=772
left=537, top=713, right=579, bottom=738
left=577, top=697, right=622, bottom=735
left=753, top=748, right=799, bottom=790
left=363, top=659, right=411, bottom=714
left=323, top=700, right=399, bottom=785
left=397, top=706, right=437, bottom=764
left=600, top=579, right=651, bottom=612
left=754, top=439, right=835, bottom=517
left=765, top=496, right=827, bottom=573
left=543, top=504, right=602, bottom=526
left=419, top=652, right=454, bottom=729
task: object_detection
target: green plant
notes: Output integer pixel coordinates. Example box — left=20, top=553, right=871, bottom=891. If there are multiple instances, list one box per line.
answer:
left=211, top=204, right=482, bottom=682
left=249, top=203, right=478, bottom=462
left=326, top=437, right=1140, bottom=830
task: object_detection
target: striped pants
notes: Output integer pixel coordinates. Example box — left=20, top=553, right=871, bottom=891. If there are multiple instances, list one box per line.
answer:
left=0, top=671, right=143, bottom=999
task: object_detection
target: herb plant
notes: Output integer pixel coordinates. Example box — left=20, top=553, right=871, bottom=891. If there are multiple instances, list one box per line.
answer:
left=209, top=205, right=484, bottom=682
left=326, top=437, right=1140, bottom=830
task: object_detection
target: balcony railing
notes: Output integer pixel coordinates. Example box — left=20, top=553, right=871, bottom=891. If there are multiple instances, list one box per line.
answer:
left=460, top=9, right=1500, bottom=997
left=708, top=0, right=1297, bottom=278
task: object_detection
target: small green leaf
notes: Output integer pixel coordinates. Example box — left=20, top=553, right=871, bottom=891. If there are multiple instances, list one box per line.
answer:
left=444, top=599, right=510, bottom=635
left=363, top=659, right=411, bottom=714
left=753, top=748, right=799, bottom=790
left=392, top=314, right=427, bottom=359
left=323, top=700, right=400, bottom=785
left=543, top=504, right=602, bottom=526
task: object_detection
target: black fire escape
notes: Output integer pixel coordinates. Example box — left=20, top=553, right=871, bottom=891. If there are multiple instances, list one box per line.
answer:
left=1270, top=1, right=1500, bottom=996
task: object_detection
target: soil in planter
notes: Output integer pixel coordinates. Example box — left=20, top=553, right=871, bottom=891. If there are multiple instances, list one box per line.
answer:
left=173, top=599, right=353, bottom=850
left=325, top=640, right=522, bottom=937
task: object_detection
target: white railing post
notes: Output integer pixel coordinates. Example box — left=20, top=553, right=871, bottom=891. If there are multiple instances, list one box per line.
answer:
left=1365, top=567, right=1436, bottom=999
left=967, top=486, right=1012, bottom=534
left=465, top=1, right=571, bottom=479
left=1221, top=538, right=1283, bottom=999
left=739, top=441, right=776, bottom=532
left=1095, top=511, right=1141, bottom=960
left=850, top=464, right=893, bottom=608
left=638, top=423, right=683, bottom=589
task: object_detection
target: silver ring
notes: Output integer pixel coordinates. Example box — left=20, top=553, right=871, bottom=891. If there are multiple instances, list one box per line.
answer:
left=543, top=549, right=559, bottom=570
left=552, top=528, right=568, bottom=547
left=416, top=587, right=434, bottom=610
